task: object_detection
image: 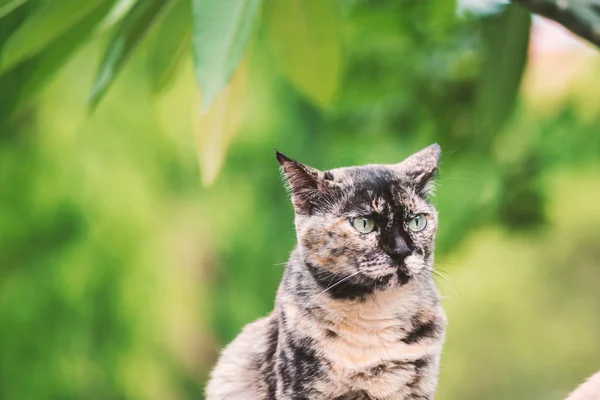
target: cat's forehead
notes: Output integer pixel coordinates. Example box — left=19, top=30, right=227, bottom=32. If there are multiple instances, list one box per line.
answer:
left=326, top=164, right=403, bottom=190
left=324, top=164, right=420, bottom=214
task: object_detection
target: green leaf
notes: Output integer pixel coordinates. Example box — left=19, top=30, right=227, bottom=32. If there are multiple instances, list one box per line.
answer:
left=89, top=0, right=171, bottom=108
left=0, top=0, right=29, bottom=19
left=0, top=0, right=106, bottom=72
left=0, top=1, right=111, bottom=126
left=146, top=0, right=192, bottom=92
left=0, top=0, right=34, bottom=63
left=264, top=0, right=343, bottom=108
left=98, top=0, right=138, bottom=31
left=192, top=0, right=262, bottom=112
left=196, top=62, right=247, bottom=186
left=475, top=5, right=531, bottom=146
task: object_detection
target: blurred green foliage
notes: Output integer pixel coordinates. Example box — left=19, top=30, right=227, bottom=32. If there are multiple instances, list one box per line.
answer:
left=1, top=1, right=600, bottom=399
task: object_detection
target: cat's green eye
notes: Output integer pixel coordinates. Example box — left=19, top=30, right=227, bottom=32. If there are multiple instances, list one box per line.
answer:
left=408, top=214, right=427, bottom=232
left=351, top=217, right=376, bottom=234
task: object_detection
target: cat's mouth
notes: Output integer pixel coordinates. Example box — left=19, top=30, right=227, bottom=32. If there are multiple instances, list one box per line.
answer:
left=396, top=263, right=411, bottom=285
left=362, top=262, right=412, bottom=286
left=356, top=254, right=425, bottom=287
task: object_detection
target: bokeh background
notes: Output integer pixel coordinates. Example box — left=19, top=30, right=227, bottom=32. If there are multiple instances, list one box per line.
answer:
left=1, top=0, right=600, bottom=399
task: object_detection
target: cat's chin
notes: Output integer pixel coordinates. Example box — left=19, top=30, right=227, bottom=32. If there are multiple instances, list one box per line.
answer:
left=395, top=264, right=412, bottom=286
left=362, top=264, right=411, bottom=289
left=362, top=266, right=396, bottom=279
left=362, top=254, right=424, bottom=278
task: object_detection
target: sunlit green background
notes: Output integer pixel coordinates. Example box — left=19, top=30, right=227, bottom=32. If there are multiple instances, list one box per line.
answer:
left=1, top=1, right=600, bottom=399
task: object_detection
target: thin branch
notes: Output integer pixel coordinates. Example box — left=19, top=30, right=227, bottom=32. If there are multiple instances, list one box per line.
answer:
left=512, top=0, right=600, bottom=47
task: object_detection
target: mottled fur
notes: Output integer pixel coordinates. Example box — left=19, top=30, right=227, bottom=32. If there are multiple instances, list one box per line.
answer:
left=206, top=144, right=447, bottom=400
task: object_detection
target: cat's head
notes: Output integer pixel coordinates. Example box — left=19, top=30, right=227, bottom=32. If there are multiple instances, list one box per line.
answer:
left=277, top=144, right=440, bottom=299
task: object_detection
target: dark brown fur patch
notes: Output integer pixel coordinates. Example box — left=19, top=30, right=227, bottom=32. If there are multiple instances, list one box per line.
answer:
left=402, top=316, right=441, bottom=344
left=325, top=328, right=338, bottom=338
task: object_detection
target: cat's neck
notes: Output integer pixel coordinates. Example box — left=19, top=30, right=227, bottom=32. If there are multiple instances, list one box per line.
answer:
left=279, top=247, right=440, bottom=326
left=275, top=248, right=445, bottom=370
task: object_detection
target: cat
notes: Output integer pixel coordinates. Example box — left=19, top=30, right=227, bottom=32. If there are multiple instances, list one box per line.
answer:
left=205, top=144, right=447, bottom=400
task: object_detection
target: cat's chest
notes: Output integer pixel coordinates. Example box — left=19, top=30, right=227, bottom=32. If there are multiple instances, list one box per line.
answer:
left=320, top=340, right=436, bottom=399
left=320, top=310, right=444, bottom=398
left=332, top=390, right=371, bottom=400
left=305, top=289, right=444, bottom=368
left=283, top=285, right=445, bottom=399
left=307, top=315, right=442, bottom=399
left=322, top=322, right=422, bottom=368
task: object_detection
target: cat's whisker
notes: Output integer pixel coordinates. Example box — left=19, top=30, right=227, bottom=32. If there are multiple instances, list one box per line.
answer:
left=412, top=270, right=429, bottom=288
left=433, top=259, right=460, bottom=268
left=430, top=268, right=459, bottom=299
left=325, top=272, right=340, bottom=291
left=301, top=270, right=363, bottom=312
left=308, top=268, right=340, bottom=277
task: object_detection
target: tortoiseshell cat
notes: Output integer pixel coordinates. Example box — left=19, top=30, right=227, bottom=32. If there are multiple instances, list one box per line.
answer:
left=206, top=144, right=447, bottom=400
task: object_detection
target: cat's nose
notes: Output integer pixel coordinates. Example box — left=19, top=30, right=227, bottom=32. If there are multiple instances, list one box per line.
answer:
left=383, top=235, right=411, bottom=262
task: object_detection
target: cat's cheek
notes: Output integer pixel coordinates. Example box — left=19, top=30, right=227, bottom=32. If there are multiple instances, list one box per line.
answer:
left=405, top=255, right=425, bottom=274
left=427, top=214, right=439, bottom=234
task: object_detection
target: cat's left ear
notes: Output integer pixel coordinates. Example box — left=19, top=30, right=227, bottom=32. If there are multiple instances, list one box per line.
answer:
left=275, top=150, right=328, bottom=214
left=393, top=143, right=441, bottom=197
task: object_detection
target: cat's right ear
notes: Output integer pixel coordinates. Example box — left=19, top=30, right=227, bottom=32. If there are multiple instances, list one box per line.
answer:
left=275, top=150, right=324, bottom=214
left=393, top=143, right=441, bottom=197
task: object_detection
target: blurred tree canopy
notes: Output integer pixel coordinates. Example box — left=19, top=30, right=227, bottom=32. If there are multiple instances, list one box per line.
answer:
left=0, top=0, right=599, bottom=200
left=1, top=1, right=600, bottom=400
left=0, top=0, right=598, bottom=182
